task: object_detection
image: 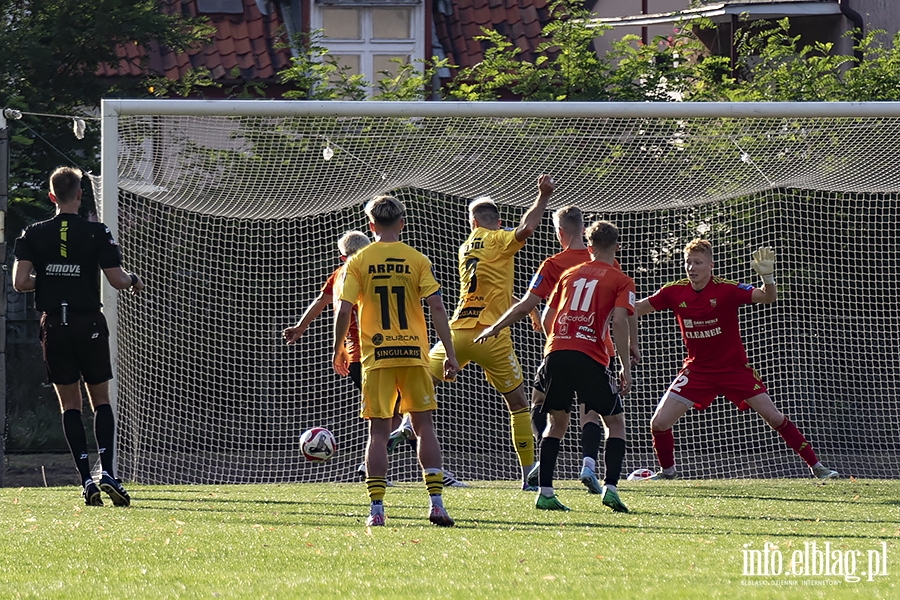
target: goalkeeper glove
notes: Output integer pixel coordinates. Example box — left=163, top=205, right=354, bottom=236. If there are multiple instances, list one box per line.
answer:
left=750, top=247, right=776, bottom=285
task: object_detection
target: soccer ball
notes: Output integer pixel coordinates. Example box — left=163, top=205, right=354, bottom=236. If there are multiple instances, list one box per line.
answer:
left=300, top=427, right=336, bottom=462
left=626, top=468, right=655, bottom=481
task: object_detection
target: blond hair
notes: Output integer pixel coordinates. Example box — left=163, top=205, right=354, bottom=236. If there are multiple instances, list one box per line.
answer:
left=553, top=205, right=584, bottom=236
left=337, top=230, right=370, bottom=257
left=49, top=166, right=83, bottom=203
left=683, top=238, right=713, bottom=259
left=365, top=195, right=405, bottom=226
left=468, top=196, right=500, bottom=226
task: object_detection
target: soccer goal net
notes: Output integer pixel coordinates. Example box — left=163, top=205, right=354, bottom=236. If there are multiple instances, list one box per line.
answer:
left=100, top=99, right=900, bottom=484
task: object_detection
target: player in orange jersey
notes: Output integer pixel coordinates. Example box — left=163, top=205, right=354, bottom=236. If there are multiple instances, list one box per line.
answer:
left=529, top=220, right=635, bottom=512
left=475, top=206, right=638, bottom=494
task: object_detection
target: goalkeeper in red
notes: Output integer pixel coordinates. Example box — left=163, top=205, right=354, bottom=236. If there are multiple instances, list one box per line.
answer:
left=334, top=195, right=460, bottom=527
left=635, top=240, right=839, bottom=480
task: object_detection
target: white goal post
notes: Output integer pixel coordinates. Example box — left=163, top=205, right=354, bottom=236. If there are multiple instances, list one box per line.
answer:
left=100, top=99, right=900, bottom=484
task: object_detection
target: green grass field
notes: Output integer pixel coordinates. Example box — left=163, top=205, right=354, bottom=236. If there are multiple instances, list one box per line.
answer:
left=1, top=479, right=898, bottom=599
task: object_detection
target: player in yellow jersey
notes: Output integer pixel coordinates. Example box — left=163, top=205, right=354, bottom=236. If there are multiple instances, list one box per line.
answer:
left=429, top=174, right=554, bottom=490
left=334, top=195, right=460, bottom=527
left=475, top=206, right=640, bottom=493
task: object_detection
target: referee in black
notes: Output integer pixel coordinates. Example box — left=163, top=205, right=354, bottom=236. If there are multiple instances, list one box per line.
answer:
left=13, top=166, right=143, bottom=506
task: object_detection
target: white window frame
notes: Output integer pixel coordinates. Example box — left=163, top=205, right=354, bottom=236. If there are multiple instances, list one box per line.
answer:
left=311, top=0, right=424, bottom=95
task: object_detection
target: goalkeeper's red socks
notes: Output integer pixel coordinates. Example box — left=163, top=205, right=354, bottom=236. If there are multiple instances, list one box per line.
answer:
left=774, top=417, right=818, bottom=466
left=651, top=428, right=676, bottom=470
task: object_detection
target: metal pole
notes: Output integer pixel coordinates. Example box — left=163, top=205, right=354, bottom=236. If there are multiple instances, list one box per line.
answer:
left=1, top=110, right=9, bottom=486
left=100, top=101, right=121, bottom=475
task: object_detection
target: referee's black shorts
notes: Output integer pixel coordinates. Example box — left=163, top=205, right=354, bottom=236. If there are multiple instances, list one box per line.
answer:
left=542, top=350, right=623, bottom=416
left=39, top=311, right=112, bottom=385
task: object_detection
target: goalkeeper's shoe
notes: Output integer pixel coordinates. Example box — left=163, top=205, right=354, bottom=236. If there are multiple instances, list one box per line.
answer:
left=579, top=466, right=603, bottom=495
left=83, top=481, right=103, bottom=506
left=443, top=471, right=468, bottom=488
left=365, top=513, right=385, bottom=527
left=98, top=473, right=131, bottom=507
left=521, top=482, right=538, bottom=492
left=428, top=506, right=455, bottom=527
left=386, top=422, right=414, bottom=455
left=811, top=463, right=840, bottom=480
left=535, top=493, right=570, bottom=511
left=526, top=462, right=540, bottom=488
left=601, top=486, right=629, bottom=513
left=648, top=469, right=678, bottom=481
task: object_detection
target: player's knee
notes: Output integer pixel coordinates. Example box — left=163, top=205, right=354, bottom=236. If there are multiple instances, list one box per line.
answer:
left=503, top=385, right=527, bottom=411
left=766, top=412, right=787, bottom=430
left=649, top=416, right=670, bottom=433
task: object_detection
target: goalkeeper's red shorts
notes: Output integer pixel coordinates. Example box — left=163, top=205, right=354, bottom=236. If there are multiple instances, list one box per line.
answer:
left=662, top=363, right=767, bottom=411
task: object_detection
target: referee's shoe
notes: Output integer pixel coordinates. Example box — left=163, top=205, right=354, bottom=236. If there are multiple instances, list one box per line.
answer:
left=83, top=481, right=103, bottom=506
left=99, top=473, right=132, bottom=507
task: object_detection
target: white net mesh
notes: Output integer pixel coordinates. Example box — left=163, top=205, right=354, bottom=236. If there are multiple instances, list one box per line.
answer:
left=107, top=103, right=900, bottom=483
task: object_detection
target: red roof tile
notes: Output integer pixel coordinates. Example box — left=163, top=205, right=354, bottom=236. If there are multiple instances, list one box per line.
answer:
left=98, top=0, right=291, bottom=89
left=256, top=50, right=273, bottom=72
left=438, top=0, right=553, bottom=71
left=234, top=35, right=252, bottom=56
left=98, top=0, right=553, bottom=92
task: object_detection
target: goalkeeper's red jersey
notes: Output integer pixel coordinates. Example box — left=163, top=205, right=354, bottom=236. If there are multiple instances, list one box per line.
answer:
left=647, top=276, right=755, bottom=373
left=323, top=266, right=360, bottom=362
left=544, top=260, right=635, bottom=367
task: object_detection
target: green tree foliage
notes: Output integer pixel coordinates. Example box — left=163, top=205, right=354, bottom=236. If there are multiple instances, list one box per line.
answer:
left=279, top=31, right=368, bottom=100
left=729, top=18, right=851, bottom=101
left=0, top=0, right=212, bottom=228
left=372, top=58, right=453, bottom=101
left=446, top=1, right=614, bottom=101
left=277, top=30, right=451, bottom=101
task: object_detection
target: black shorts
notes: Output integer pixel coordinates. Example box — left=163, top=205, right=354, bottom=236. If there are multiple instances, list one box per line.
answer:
left=349, top=362, right=362, bottom=391
left=531, top=359, right=548, bottom=394
left=542, top=350, right=623, bottom=416
left=39, top=312, right=112, bottom=385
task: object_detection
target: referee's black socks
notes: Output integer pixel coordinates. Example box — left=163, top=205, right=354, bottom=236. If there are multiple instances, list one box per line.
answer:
left=94, top=404, right=116, bottom=477
left=62, top=409, right=92, bottom=484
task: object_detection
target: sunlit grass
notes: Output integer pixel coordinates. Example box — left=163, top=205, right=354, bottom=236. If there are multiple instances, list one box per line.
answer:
left=1, top=479, right=898, bottom=599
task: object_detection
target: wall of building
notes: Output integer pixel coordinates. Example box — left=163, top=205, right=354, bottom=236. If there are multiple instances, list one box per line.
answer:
left=592, top=0, right=688, bottom=56
left=855, top=0, right=899, bottom=42
left=591, top=1, right=900, bottom=64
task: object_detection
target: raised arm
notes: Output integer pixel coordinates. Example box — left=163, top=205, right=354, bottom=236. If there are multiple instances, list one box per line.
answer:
left=514, top=174, right=555, bottom=243
left=474, top=292, right=542, bottom=343
left=750, top=246, right=778, bottom=304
